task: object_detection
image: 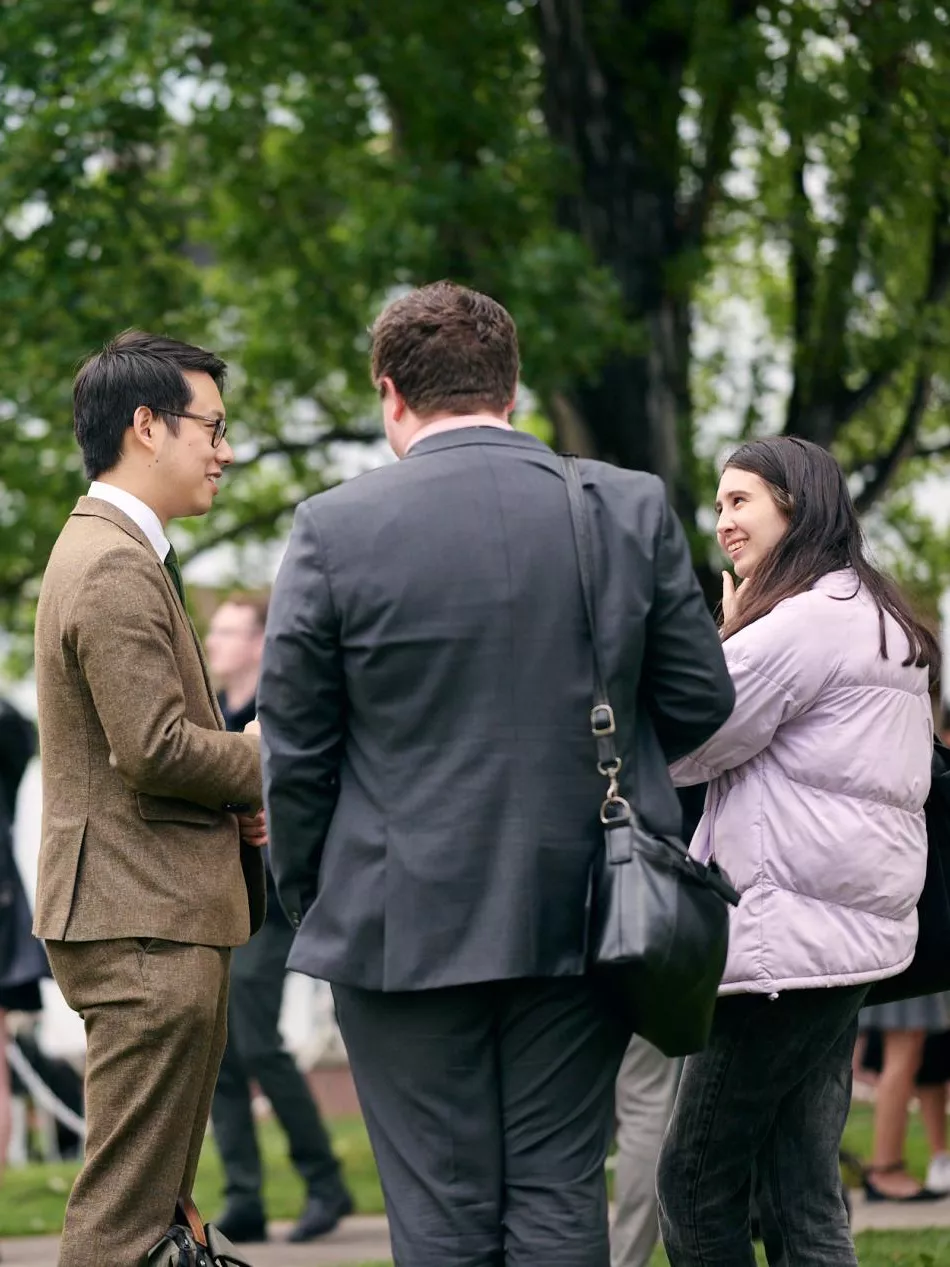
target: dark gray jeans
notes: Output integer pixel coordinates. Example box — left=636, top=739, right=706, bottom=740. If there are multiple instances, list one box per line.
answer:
left=657, top=985, right=868, bottom=1267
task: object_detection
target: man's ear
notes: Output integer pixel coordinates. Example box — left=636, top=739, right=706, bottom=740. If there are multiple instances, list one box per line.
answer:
left=128, top=406, right=161, bottom=455
left=381, top=376, right=407, bottom=422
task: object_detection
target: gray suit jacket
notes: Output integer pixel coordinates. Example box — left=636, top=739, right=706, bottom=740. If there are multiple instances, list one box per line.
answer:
left=259, top=429, right=734, bottom=990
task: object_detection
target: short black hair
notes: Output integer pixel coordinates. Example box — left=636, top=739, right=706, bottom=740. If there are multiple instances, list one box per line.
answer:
left=73, top=330, right=228, bottom=479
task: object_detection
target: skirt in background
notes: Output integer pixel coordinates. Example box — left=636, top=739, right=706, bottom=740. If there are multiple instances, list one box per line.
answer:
left=860, top=991, right=950, bottom=1085
left=860, top=991, right=950, bottom=1034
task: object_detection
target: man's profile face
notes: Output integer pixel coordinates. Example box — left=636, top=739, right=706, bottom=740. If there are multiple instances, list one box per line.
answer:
left=206, top=602, right=264, bottom=684
left=153, top=370, right=234, bottom=519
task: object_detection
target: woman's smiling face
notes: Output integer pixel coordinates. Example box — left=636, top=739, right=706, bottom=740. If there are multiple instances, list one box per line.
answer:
left=715, top=467, right=789, bottom=579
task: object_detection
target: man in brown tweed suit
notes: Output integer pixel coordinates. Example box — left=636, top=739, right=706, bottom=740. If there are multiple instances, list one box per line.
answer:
left=33, top=331, right=267, bottom=1266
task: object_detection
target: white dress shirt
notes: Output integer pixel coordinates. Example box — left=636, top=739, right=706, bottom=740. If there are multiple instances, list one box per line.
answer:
left=88, top=481, right=170, bottom=562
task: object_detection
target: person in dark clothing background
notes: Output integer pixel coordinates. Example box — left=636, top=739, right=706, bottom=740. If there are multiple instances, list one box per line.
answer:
left=0, top=697, right=50, bottom=1186
left=206, top=593, right=352, bottom=1244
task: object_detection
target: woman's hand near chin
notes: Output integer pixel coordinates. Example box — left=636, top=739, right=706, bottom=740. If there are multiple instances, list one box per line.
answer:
left=722, top=570, right=742, bottom=625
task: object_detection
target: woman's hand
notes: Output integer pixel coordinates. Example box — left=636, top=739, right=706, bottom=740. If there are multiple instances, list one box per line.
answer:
left=722, top=570, right=743, bottom=625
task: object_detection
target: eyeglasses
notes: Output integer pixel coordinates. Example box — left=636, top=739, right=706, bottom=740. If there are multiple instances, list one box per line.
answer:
left=154, top=409, right=228, bottom=448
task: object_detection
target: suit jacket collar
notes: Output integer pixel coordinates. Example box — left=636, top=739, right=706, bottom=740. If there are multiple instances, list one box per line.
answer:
left=70, top=496, right=199, bottom=642
left=404, top=427, right=555, bottom=460
left=71, top=495, right=160, bottom=558
left=87, top=481, right=170, bottom=560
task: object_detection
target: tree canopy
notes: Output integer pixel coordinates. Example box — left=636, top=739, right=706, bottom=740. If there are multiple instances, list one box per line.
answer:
left=1, top=0, right=949, bottom=636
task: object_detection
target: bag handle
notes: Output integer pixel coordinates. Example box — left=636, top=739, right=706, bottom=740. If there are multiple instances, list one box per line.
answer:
left=559, top=455, right=632, bottom=825
left=176, top=1194, right=208, bottom=1248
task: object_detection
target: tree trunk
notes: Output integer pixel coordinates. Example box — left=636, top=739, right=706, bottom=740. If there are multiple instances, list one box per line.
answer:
left=533, top=0, right=695, bottom=527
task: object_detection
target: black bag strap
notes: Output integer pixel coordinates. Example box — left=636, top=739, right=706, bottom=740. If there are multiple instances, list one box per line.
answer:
left=559, top=454, right=631, bottom=824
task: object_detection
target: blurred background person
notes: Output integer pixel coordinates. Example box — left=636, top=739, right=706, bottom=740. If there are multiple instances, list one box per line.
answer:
left=855, top=1010, right=950, bottom=1200
left=612, top=1037, right=679, bottom=1267
left=855, top=700, right=950, bottom=1201
left=0, top=697, right=49, bottom=1183
left=206, top=593, right=352, bottom=1244
left=611, top=785, right=703, bottom=1267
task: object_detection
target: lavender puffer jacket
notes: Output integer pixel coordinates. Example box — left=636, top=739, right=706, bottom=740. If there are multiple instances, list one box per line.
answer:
left=671, top=570, right=933, bottom=995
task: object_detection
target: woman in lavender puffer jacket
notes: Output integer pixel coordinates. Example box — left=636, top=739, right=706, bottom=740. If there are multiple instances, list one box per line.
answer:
left=656, top=437, right=938, bottom=1267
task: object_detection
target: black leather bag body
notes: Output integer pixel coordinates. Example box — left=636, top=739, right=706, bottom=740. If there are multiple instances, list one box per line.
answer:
left=866, top=737, right=950, bottom=1005
left=147, top=1198, right=256, bottom=1267
left=560, top=454, right=740, bottom=1057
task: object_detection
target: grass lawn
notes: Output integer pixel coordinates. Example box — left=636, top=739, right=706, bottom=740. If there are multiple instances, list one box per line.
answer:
left=3, top=1101, right=950, bottom=1266
left=0, top=1116, right=384, bottom=1238
left=647, top=1230, right=950, bottom=1265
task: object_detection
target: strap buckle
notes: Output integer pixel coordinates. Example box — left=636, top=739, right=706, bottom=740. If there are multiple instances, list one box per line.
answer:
left=600, top=792, right=633, bottom=825
left=590, top=703, right=616, bottom=737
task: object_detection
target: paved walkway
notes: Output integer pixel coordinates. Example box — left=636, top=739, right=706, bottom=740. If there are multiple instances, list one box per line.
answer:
left=6, top=1195, right=950, bottom=1265
left=0, top=1217, right=392, bottom=1266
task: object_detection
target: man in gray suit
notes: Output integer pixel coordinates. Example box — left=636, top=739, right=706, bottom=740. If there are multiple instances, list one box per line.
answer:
left=258, top=281, right=734, bottom=1267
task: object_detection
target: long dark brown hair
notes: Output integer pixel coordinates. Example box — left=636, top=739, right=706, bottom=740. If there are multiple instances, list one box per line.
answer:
left=720, top=436, right=940, bottom=680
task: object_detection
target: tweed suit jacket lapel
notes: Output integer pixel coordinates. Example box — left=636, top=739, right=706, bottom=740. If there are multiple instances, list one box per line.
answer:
left=71, top=497, right=223, bottom=726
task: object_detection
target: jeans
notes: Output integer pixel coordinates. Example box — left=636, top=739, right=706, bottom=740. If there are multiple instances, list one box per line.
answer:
left=657, top=985, right=868, bottom=1267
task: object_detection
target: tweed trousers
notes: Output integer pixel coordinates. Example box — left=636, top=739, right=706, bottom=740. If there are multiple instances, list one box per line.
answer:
left=46, top=938, right=230, bottom=1267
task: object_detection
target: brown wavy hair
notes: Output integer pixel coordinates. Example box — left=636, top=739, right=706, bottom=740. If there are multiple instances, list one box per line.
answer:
left=719, top=436, right=940, bottom=681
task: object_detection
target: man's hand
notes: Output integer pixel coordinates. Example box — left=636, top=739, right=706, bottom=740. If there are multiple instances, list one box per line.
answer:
left=238, top=808, right=268, bottom=848
left=244, top=718, right=261, bottom=738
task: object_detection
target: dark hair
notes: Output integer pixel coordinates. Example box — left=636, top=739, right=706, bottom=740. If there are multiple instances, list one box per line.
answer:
left=370, top=281, right=519, bottom=417
left=720, top=436, right=940, bottom=680
left=73, top=330, right=228, bottom=479
left=218, top=591, right=269, bottom=631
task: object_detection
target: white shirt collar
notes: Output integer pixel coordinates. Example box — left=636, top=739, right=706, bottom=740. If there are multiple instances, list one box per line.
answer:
left=88, top=481, right=171, bottom=562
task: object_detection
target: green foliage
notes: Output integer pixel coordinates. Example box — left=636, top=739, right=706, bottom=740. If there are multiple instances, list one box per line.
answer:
left=1, top=0, right=949, bottom=638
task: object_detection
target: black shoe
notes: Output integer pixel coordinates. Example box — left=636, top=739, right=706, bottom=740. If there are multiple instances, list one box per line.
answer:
left=213, top=1202, right=267, bottom=1243
left=862, top=1162, right=945, bottom=1203
left=287, top=1188, right=354, bottom=1242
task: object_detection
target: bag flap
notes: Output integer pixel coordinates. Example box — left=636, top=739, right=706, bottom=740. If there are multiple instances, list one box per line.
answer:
left=205, top=1224, right=257, bottom=1267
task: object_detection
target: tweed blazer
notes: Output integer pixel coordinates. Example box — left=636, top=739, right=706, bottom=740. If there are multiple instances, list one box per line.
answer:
left=33, top=496, right=265, bottom=945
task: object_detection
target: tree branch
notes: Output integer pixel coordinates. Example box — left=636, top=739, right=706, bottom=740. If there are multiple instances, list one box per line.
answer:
left=795, top=28, right=906, bottom=446
left=241, top=428, right=383, bottom=464
left=915, top=437, right=950, bottom=461
left=680, top=0, right=757, bottom=250
left=853, top=368, right=934, bottom=513
left=180, top=498, right=308, bottom=567
left=835, top=141, right=950, bottom=426
left=783, top=17, right=818, bottom=433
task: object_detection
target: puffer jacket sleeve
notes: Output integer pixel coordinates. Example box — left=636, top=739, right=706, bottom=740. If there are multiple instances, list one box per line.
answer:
left=670, top=596, right=830, bottom=785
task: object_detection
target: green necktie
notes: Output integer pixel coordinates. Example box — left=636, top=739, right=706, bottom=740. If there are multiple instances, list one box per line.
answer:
left=164, top=544, right=186, bottom=606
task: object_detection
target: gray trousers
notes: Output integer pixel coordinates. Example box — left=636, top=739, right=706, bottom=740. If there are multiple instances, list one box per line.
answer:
left=611, top=1035, right=680, bottom=1267
left=334, top=977, right=628, bottom=1267
left=210, top=916, right=341, bottom=1206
